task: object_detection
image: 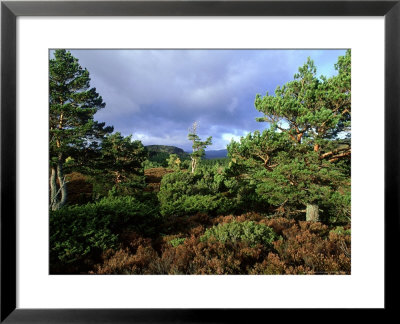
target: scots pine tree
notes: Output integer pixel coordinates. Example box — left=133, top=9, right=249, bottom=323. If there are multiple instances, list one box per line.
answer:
left=99, top=132, right=147, bottom=194
left=228, top=50, right=351, bottom=222
left=167, top=154, right=181, bottom=171
left=49, top=49, right=112, bottom=210
left=188, top=122, right=212, bottom=173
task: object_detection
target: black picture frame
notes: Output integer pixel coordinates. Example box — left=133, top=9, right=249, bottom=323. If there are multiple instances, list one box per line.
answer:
left=1, top=0, right=398, bottom=322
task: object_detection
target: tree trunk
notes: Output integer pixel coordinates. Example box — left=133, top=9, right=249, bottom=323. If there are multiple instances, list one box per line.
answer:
left=50, top=166, right=58, bottom=210
left=191, top=158, right=197, bottom=173
left=57, top=159, right=67, bottom=208
left=306, top=204, right=319, bottom=222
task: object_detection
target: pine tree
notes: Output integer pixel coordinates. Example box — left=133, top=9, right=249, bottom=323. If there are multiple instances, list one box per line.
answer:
left=99, top=132, right=147, bottom=185
left=228, top=50, right=351, bottom=222
left=167, top=154, right=181, bottom=171
left=49, top=49, right=112, bottom=210
left=188, top=122, right=212, bottom=173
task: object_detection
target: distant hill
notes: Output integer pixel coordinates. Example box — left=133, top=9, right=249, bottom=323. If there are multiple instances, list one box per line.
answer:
left=204, top=149, right=228, bottom=159
left=146, top=145, right=187, bottom=156
left=145, top=145, right=190, bottom=167
left=146, top=145, right=228, bottom=160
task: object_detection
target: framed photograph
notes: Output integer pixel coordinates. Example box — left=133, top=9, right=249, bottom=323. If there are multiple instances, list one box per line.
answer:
left=1, top=0, right=398, bottom=321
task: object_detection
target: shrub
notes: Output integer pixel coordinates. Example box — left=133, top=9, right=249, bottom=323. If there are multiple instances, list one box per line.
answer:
left=272, top=222, right=351, bottom=274
left=167, top=154, right=181, bottom=171
left=90, top=216, right=350, bottom=275
left=88, top=170, right=147, bottom=201
left=158, top=169, right=241, bottom=216
left=94, top=194, right=161, bottom=232
left=249, top=253, right=287, bottom=275
left=50, top=204, right=118, bottom=272
left=298, top=221, right=330, bottom=237
left=162, top=214, right=211, bottom=236
left=259, top=217, right=297, bottom=236
left=169, top=237, right=186, bottom=247
left=200, top=221, right=278, bottom=248
left=321, top=189, right=351, bottom=224
left=160, top=194, right=232, bottom=217
left=50, top=195, right=160, bottom=272
left=65, top=172, right=93, bottom=205
left=158, top=171, right=200, bottom=198
left=159, top=236, right=266, bottom=274
left=212, top=212, right=266, bottom=225
left=330, top=226, right=351, bottom=236
left=94, top=246, right=161, bottom=274
left=143, top=160, right=162, bottom=170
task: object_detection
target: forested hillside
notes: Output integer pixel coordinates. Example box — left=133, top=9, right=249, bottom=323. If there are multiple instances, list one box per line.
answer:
left=49, top=50, right=351, bottom=275
left=144, top=145, right=190, bottom=169
left=146, top=145, right=187, bottom=155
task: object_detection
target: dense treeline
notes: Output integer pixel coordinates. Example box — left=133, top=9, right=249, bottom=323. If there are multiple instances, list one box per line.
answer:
left=49, top=50, right=351, bottom=274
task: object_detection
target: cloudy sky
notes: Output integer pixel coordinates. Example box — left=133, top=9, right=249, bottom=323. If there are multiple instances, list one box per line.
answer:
left=66, top=49, right=346, bottom=151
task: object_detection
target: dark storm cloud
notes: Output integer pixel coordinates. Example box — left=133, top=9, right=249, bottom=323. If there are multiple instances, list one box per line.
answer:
left=68, top=49, right=346, bottom=151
